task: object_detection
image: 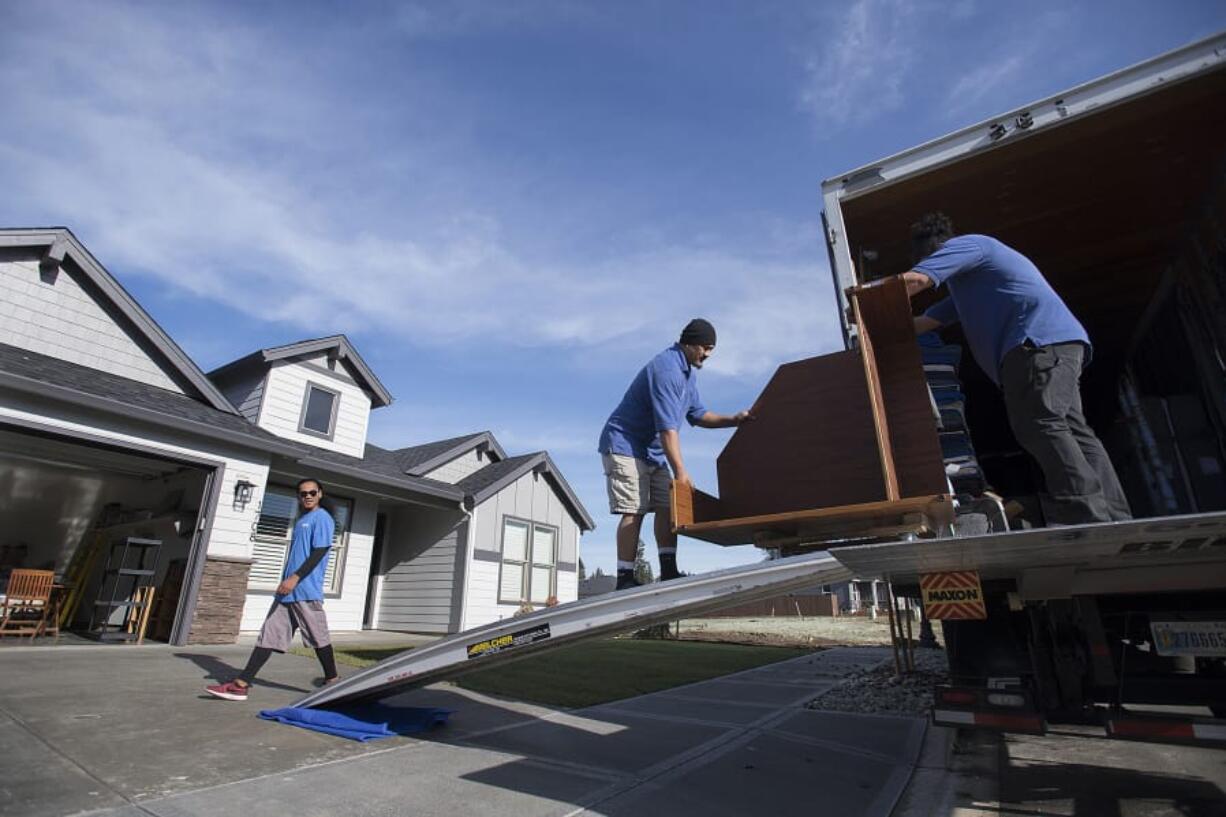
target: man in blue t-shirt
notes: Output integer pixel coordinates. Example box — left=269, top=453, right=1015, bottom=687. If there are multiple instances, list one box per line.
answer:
left=598, top=318, right=753, bottom=590
left=899, top=212, right=1131, bottom=525
left=206, top=478, right=339, bottom=701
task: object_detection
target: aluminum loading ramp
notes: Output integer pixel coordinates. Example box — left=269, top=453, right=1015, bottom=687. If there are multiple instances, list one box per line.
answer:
left=295, top=550, right=852, bottom=709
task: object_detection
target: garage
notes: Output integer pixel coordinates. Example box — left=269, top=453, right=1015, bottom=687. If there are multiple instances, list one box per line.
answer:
left=0, top=424, right=219, bottom=645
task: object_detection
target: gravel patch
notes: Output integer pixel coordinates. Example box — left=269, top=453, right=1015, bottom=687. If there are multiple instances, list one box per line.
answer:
left=806, top=648, right=949, bottom=716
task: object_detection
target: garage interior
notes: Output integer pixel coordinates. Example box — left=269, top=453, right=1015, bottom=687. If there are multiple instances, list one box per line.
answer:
left=0, top=426, right=213, bottom=645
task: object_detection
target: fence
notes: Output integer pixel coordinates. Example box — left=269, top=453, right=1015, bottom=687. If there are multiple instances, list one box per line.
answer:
left=695, top=593, right=839, bottom=618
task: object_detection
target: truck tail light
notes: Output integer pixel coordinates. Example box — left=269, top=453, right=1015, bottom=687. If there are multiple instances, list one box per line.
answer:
left=931, top=685, right=1045, bottom=735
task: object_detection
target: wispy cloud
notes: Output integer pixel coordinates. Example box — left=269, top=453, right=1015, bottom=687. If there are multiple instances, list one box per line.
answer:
left=391, top=0, right=596, bottom=38
left=940, top=10, right=1074, bottom=117
left=0, top=2, right=827, bottom=382
left=943, top=54, right=1027, bottom=112
left=798, top=0, right=918, bottom=128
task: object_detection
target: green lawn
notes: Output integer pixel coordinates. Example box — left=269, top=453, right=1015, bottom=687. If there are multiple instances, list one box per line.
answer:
left=296, top=638, right=813, bottom=709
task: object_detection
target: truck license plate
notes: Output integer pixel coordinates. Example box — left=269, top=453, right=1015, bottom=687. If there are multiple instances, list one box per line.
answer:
left=1150, top=620, right=1226, bottom=657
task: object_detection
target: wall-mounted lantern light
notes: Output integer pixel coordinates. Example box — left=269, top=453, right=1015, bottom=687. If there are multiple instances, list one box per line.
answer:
left=234, top=479, right=255, bottom=507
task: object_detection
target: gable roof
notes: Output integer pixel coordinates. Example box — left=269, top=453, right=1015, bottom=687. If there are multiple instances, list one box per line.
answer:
left=457, top=451, right=596, bottom=531
left=209, top=335, right=393, bottom=408
left=0, top=343, right=465, bottom=508
left=0, top=227, right=238, bottom=414
left=0, top=342, right=301, bottom=455
left=297, top=444, right=466, bottom=504
left=389, top=431, right=508, bottom=477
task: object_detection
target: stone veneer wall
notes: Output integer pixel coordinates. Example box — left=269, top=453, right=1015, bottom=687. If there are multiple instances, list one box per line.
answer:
left=187, top=555, right=253, bottom=644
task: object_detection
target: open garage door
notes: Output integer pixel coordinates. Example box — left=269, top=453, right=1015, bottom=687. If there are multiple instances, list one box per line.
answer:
left=0, top=425, right=219, bottom=646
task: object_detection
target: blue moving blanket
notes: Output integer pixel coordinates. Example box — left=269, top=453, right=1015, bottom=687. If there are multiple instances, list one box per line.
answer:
left=260, top=702, right=452, bottom=741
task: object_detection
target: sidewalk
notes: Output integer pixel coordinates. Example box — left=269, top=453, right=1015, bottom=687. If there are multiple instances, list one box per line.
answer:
left=0, top=642, right=928, bottom=817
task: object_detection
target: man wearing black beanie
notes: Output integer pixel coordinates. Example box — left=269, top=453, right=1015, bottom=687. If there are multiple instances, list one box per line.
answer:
left=598, top=319, right=753, bottom=590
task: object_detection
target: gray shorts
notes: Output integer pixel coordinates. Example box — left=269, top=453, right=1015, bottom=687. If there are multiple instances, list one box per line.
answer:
left=255, top=599, right=332, bottom=652
left=602, top=453, right=672, bottom=515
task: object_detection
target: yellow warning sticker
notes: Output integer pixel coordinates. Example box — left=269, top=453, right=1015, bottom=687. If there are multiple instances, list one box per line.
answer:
left=466, top=623, right=551, bottom=659
left=920, top=571, right=986, bottom=620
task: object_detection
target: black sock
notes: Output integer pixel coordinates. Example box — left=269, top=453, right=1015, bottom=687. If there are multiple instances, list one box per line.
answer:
left=316, top=645, right=338, bottom=680
left=238, top=646, right=274, bottom=684
left=659, top=553, right=679, bottom=579
left=617, top=568, right=636, bottom=586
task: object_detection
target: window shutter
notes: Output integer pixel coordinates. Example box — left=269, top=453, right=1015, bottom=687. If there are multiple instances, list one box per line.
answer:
left=250, top=486, right=351, bottom=592
left=255, top=491, right=297, bottom=539
left=250, top=538, right=288, bottom=585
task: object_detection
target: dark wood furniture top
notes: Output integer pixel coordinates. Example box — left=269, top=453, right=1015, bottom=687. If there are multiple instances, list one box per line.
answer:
left=673, top=277, right=952, bottom=546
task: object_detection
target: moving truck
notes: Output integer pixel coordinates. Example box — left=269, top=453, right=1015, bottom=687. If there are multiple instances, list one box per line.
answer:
left=821, top=32, right=1226, bottom=740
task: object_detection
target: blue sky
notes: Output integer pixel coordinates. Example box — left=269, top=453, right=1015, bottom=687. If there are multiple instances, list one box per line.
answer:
left=2, top=1, right=1223, bottom=576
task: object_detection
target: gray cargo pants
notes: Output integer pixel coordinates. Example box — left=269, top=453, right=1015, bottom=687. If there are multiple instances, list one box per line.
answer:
left=1000, top=342, right=1132, bottom=525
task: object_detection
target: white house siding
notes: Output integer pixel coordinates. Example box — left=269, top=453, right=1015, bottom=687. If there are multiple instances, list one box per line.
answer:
left=256, top=358, right=371, bottom=458
left=424, top=449, right=486, bottom=484
left=0, top=392, right=271, bottom=565
left=0, top=255, right=185, bottom=394
left=238, top=493, right=379, bottom=632
left=216, top=370, right=265, bottom=424
left=375, top=507, right=468, bottom=634
left=462, top=470, right=581, bottom=630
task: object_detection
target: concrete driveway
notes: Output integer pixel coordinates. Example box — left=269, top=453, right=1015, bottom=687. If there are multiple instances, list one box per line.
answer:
left=0, top=641, right=928, bottom=817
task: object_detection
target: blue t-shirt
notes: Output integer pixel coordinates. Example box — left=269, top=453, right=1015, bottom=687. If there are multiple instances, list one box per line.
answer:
left=916, top=234, right=1090, bottom=385
left=281, top=507, right=335, bottom=603
left=598, top=344, right=708, bottom=467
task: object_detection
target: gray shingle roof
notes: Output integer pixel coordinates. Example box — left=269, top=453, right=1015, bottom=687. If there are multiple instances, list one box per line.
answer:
left=455, top=453, right=540, bottom=495
left=0, top=342, right=297, bottom=451
left=0, top=344, right=461, bottom=504
left=389, top=432, right=497, bottom=474
left=0, top=345, right=586, bottom=522
left=301, top=444, right=463, bottom=502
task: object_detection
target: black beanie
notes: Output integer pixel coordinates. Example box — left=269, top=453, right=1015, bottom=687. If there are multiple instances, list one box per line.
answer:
left=680, top=318, right=716, bottom=347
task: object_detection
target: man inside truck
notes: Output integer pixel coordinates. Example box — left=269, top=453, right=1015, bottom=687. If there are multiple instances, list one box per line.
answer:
left=598, top=318, right=753, bottom=590
left=900, top=212, right=1132, bottom=525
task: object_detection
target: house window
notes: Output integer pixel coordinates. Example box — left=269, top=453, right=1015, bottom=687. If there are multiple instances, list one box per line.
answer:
left=250, top=484, right=352, bottom=594
left=498, top=517, right=557, bottom=605
left=299, top=382, right=340, bottom=439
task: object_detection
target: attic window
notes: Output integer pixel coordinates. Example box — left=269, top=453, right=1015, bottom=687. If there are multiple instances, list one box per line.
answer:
left=299, top=382, right=340, bottom=439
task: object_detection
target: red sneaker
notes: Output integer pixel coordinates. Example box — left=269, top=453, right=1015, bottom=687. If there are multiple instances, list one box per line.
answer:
left=205, top=680, right=249, bottom=701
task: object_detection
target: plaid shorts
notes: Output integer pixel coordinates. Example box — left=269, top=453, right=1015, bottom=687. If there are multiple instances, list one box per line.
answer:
left=254, top=599, right=332, bottom=652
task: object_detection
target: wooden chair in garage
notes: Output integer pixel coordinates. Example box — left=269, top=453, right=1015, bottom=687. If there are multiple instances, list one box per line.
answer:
left=0, top=569, right=59, bottom=639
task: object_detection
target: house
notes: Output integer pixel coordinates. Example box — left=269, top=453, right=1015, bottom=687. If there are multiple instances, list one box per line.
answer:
left=578, top=569, right=616, bottom=598
left=0, top=227, right=594, bottom=645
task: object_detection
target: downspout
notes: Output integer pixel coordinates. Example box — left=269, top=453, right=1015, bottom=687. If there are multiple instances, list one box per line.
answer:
left=455, top=502, right=476, bottom=633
